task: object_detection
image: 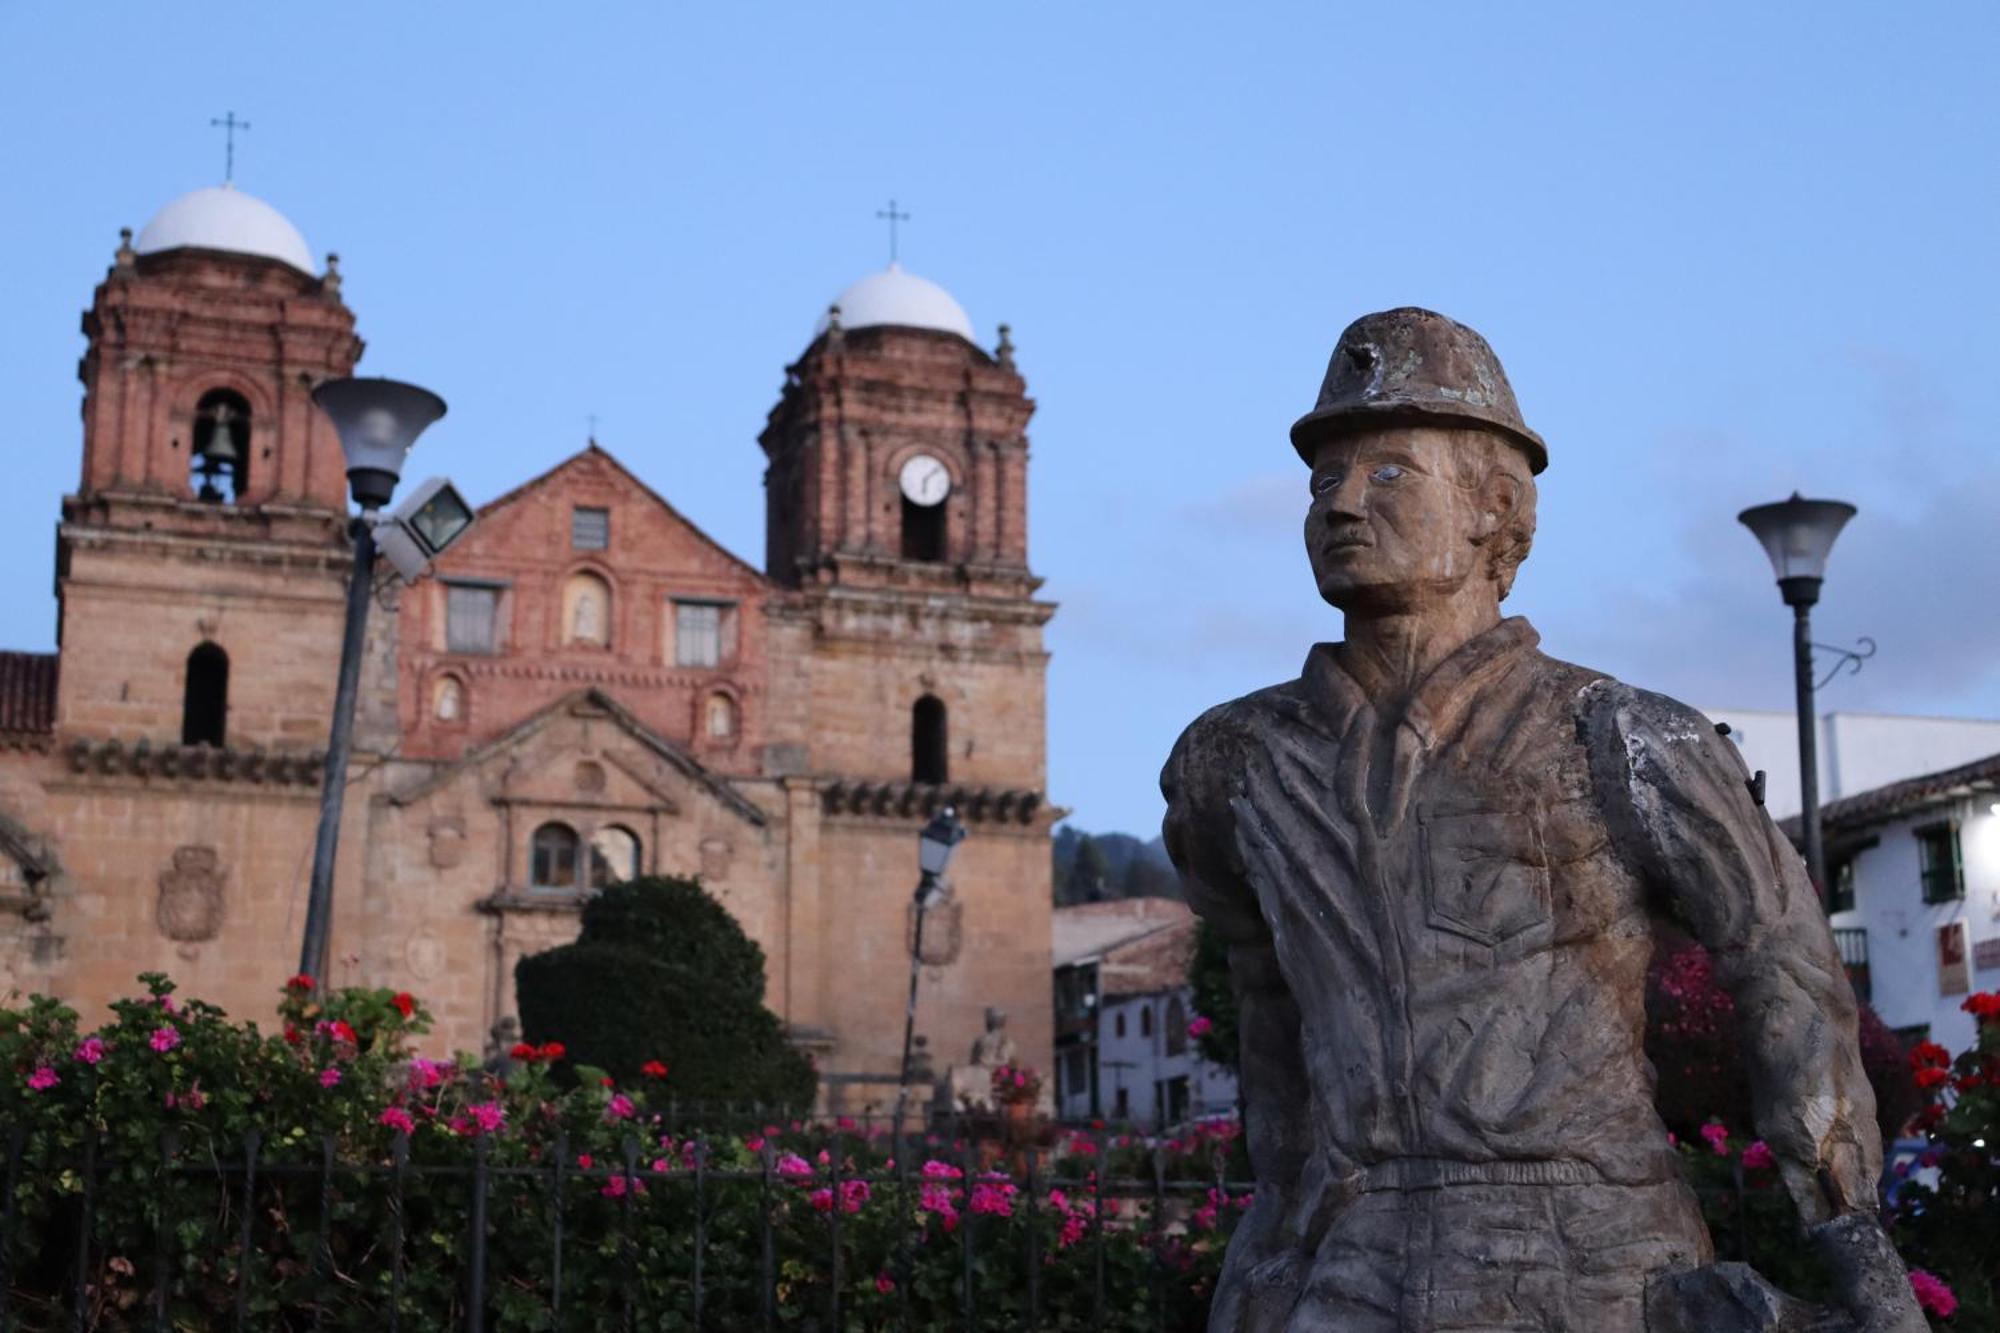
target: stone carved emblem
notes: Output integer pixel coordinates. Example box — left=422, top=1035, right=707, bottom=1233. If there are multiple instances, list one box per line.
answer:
left=906, top=898, right=961, bottom=966
left=156, top=845, right=224, bottom=942
left=574, top=760, right=607, bottom=794
left=405, top=932, right=445, bottom=982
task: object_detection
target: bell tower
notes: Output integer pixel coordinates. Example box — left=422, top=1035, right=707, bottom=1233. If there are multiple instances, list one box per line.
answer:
left=758, top=263, right=1056, bottom=1091
left=57, top=185, right=366, bottom=749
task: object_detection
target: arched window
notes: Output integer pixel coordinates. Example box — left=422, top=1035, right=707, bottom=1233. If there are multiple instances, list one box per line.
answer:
left=530, top=822, right=580, bottom=891
left=561, top=571, right=612, bottom=648
left=704, top=692, right=737, bottom=740
left=901, top=495, right=946, bottom=562
left=432, top=675, right=466, bottom=723
left=912, top=694, right=948, bottom=785
left=181, top=643, right=228, bottom=747
left=589, top=825, right=642, bottom=888
left=191, top=390, right=251, bottom=503
left=1140, top=1005, right=1154, bottom=1040
left=1165, top=997, right=1189, bottom=1056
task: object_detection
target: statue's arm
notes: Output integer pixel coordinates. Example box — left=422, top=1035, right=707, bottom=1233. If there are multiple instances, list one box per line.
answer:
left=1583, top=684, right=1924, bottom=1332
left=1163, top=718, right=1314, bottom=1328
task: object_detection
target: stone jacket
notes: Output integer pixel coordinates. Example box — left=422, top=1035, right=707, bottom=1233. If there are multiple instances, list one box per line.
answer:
left=1161, top=618, right=1879, bottom=1273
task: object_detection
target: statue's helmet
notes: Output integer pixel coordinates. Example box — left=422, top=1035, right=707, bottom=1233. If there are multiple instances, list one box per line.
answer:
left=1290, top=307, right=1547, bottom=474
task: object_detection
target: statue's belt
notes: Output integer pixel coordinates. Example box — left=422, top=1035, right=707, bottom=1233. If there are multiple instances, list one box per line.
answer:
left=1351, top=1157, right=1607, bottom=1193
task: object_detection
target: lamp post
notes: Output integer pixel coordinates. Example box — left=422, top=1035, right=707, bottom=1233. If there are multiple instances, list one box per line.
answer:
left=297, top=378, right=449, bottom=983
left=1737, top=492, right=1857, bottom=897
left=893, top=806, right=967, bottom=1134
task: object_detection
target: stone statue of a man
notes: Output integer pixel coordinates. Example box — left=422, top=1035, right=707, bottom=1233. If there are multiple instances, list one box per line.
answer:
left=1162, top=309, right=1921, bottom=1332
left=969, top=1006, right=1018, bottom=1068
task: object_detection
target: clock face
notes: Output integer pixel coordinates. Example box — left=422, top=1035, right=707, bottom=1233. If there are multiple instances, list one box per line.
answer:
left=899, top=454, right=951, bottom=507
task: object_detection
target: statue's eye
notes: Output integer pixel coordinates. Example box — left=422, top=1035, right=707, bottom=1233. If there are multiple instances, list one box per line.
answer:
left=1311, top=472, right=1341, bottom=497
left=1371, top=464, right=1405, bottom=482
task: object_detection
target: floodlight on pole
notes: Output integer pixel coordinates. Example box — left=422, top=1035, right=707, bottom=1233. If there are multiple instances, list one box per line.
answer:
left=298, top=378, right=449, bottom=987
left=1738, top=492, right=1857, bottom=897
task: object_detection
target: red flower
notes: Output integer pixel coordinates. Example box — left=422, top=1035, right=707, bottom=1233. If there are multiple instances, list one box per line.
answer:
left=538, top=1042, right=566, bottom=1061
left=1962, top=991, right=2000, bottom=1022
left=599, top=1076, right=615, bottom=1088
left=1914, top=1066, right=1950, bottom=1090
left=391, top=992, right=415, bottom=1019
left=509, top=1042, right=539, bottom=1061
left=1909, top=1040, right=1952, bottom=1069
left=284, top=974, right=314, bottom=993
left=640, top=1060, right=669, bottom=1079
left=283, top=1024, right=303, bottom=1046
left=329, top=1020, right=358, bottom=1045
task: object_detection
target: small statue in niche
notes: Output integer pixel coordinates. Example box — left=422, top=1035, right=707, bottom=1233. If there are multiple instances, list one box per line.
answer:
left=570, top=586, right=605, bottom=645
left=1162, top=309, right=1921, bottom=1332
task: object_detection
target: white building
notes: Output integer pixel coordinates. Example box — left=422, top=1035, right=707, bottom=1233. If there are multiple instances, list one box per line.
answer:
left=1051, top=899, right=1238, bottom=1126
left=1793, top=751, right=2000, bottom=1055
left=1702, top=708, right=2000, bottom=821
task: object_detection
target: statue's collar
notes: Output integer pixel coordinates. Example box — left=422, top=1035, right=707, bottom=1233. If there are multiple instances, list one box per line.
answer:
left=1303, top=616, right=1541, bottom=745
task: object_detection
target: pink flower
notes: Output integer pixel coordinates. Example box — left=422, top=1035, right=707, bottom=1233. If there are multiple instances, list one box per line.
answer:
left=318, top=1067, right=342, bottom=1088
left=969, top=1180, right=1017, bottom=1216
left=1909, top=1269, right=1957, bottom=1318
left=1047, top=1188, right=1069, bottom=1211
left=808, top=1187, right=834, bottom=1212
left=1187, top=1015, right=1214, bottom=1038
left=601, top=1174, right=635, bottom=1199
left=379, top=1106, right=415, bottom=1134
left=1739, top=1140, right=1775, bottom=1171
left=604, top=1093, right=635, bottom=1121
left=467, top=1101, right=504, bottom=1134
left=149, top=1025, right=180, bottom=1053
left=875, top=1271, right=895, bottom=1295
left=840, top=1179, right=871, bottom=1214
left=920, top=1159, right=963, bottom=1180
left=1058, top=1213, right=1088, bottom=1247
left=26, top=1067, right=57, bottom=1092
left=73, top=1037, right=104, bottom=1065
left=651, top=1158, right=671, bottom=1174
left=775, top=1152, right=814, bottom=1180
left=745, top=1135, right=766, bottom=1153
left=918, top=1182, right=959, bottom=1220
left=577, top=1154, right=594, bottom=1170
left=1698, top=1121, right=1729, bottom=1155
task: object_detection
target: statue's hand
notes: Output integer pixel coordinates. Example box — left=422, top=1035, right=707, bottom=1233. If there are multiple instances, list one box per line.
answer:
left=1810, top=1213, right=1926, bottom=1333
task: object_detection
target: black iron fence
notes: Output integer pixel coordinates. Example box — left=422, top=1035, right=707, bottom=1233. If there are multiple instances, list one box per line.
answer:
left=0, top=1112, right=1251, bottom=1332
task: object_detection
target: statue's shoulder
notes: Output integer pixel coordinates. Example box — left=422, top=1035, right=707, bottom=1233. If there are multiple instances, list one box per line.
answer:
left=1160, top=679, right=1307, bottom=809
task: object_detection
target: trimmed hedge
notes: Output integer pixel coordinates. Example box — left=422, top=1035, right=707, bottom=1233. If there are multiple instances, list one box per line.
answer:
left=515, top=876, right=816, bottom=1108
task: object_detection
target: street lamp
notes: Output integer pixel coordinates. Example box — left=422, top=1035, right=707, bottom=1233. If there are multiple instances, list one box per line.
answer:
left=1738, top=492, right=1857, bottom=896
left=894, top=806, right=967, bottom=1133
left=297, top=378, right=451, bottom=983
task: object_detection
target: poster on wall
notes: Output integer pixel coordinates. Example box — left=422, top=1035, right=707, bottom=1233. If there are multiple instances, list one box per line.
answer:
left=1938, top=921, right=1971, bottom=997
left=1976, top=935, right=2000, bottom=973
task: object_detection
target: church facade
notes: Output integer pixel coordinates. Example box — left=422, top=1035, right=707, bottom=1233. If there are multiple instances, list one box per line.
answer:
left=0, top=185, right=1056, bottom=1103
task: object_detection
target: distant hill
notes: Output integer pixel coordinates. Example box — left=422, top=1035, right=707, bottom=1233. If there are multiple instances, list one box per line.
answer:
left=1051, top=825, right=1183, bottom=906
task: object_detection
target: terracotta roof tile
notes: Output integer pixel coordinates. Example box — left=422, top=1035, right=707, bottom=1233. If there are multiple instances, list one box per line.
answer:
left=0, top=653, right=56, bottom=737
left=1780, top=748, right=2000, bottom=839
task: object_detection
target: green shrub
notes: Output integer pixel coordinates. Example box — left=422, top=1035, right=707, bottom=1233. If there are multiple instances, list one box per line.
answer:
left=515, top=876, right=817, bottom=1108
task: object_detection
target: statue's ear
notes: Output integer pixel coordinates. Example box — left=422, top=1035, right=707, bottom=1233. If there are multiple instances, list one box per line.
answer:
left=1474, top=472, right=1521, bottom=545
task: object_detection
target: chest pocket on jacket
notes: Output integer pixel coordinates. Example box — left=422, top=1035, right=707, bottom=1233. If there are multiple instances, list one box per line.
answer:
left=1419, top=805, right=1551, bottom=947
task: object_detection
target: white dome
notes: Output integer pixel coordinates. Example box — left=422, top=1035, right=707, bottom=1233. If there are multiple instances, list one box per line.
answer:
left=134, top=185, right=316, bottom=275
left=818, top=263, right=975, bottom=342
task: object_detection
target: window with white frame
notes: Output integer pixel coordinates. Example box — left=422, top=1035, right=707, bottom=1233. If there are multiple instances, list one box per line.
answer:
left=445, top=584, right=502, bottom=654
left=672, top=600, right=738, bottom=668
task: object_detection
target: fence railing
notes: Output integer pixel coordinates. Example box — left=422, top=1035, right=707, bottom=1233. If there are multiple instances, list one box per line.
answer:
left=0, top=1112, right=1252, bottom=1332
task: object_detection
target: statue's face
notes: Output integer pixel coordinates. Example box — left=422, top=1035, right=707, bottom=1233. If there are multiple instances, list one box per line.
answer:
left=1303, top=426, right=1493, bottom=614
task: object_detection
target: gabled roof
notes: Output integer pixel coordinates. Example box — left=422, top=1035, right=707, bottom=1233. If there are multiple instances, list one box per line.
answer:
left=470, top=443, right=766, bottom=584
left=1783, top=748, right=2000, bottom=839
left=389, top=686, right=766, bottom=827
left=0, top=653, right=57, bottom=738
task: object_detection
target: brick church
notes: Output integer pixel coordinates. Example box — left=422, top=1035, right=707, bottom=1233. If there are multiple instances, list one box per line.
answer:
left=0, top=183, right=1056, bottom=1101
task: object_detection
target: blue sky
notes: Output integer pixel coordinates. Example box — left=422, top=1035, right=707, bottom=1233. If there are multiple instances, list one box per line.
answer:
left=3, top=3, right=1996, bottom=836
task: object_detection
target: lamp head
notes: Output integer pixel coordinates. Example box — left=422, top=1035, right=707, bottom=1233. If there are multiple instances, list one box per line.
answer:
left=311, top=377, right=448, bottom=510
left=917, top=805, right=967, bottom=878
left=1737, top=493, right=1857, bottom=607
